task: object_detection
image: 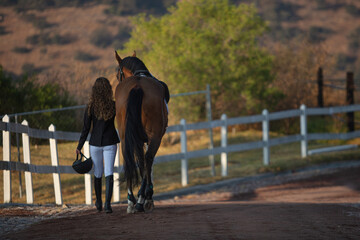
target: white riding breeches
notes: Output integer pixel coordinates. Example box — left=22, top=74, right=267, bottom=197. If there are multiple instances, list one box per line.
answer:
left=90, top=144, right=117, bottom=178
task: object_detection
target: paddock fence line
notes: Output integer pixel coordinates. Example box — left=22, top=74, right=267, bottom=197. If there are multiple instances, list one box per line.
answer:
left=0, top=85, right=216, bottom=199
left=1, top=104, right=360, bottom=205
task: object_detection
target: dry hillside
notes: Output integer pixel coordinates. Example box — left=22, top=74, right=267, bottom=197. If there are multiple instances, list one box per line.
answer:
left=0, top=4, right=130, bottom=102
left=0, top=0, right=360, bottom=104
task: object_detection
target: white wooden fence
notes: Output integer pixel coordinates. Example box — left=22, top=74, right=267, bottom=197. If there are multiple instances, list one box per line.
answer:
left=1, top=104, right=360, bottom=205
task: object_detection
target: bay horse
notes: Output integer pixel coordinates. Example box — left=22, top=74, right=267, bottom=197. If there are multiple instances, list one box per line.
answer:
left=114, top=51, right=168, bottom=213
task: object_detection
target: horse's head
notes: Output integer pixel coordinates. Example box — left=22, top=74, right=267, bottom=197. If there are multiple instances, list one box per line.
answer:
left=115, top=50, right=150, bottom=82
left=115, top=50, right=136, bottom=82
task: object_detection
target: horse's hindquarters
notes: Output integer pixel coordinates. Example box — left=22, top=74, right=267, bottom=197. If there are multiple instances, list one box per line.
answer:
left=114, top=76, right=168, bottom=214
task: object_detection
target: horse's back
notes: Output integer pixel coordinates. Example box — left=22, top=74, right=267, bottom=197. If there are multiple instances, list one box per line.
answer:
left=138, top=77, right=168, bottom=137
left=115, top=76, right=168, bottom=139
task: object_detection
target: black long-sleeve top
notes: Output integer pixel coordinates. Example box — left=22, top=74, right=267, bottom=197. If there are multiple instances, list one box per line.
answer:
left=77, top=105, right=120, bottom=150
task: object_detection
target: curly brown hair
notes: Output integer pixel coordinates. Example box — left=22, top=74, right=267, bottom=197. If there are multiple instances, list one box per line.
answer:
left=88, top=77, right=115, bottom=121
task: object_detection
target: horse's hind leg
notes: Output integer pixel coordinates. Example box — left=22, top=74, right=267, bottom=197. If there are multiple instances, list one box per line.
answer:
left=127, top=183, right=137, bottom=214
left=135, top=178, right=146, bottom=212
left=143, top=139, right=161, bottom=212
left=135, top=146, right=146, bottom=212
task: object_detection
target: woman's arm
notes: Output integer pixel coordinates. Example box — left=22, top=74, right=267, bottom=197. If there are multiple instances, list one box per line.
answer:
left=77, top=106, right=91, bottom=151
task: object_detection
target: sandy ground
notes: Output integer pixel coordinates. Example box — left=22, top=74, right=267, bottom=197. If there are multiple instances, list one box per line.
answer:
left=2, top=164, right=360, bottom=240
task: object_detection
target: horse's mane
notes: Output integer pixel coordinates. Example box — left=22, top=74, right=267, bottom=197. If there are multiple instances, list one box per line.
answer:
left=121, top=57, right=148, bottom=73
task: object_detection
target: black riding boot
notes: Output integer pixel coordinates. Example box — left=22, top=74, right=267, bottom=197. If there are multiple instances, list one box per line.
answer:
left=105, top=175, right=113, bottom=213
left=94, top=177, right=102, bottom=212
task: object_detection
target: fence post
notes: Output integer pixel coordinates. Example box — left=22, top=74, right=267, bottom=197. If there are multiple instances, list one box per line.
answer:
left=206, top=84, right=215, bottom=176
left=300, top=104, right=308, bottom=158
left=2, top=115, right=11, bottom=203
left=346, top=72, right=355, bottom=132
left=15, top=115, right=23, bottom=199
left=48, top=124, right=63, bottom=205
left=21, top=120, right=33, bottom=204
left=221, top=114, right=228, bottom=177
left=84, top=141, right=92, bottom=205
left=113, top=143, right=121, bottom=203
left=262, top=110, right=270, bottom=165
left=317, top=67, right=324, bottom=107
left=180, top=119, right=188, bottom=186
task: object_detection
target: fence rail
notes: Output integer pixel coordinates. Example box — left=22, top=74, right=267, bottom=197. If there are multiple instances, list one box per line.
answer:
left=1, top=104, right=360, bottom=205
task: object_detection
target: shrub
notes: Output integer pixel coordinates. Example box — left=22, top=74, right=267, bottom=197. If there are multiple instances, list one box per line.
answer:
left=316, top=0, right=344, bottom=10
left=21, top=63, right=45, bottom=75
left=12, top=46, right=32, bottom=54
left=1, top=0, right=94, bottom=12
left=104, top=0, right=175, bottom=16
left=336, top=54, right=357, bottom=71
left=26, top=33, right=52, bottom=45
left=26, top=32, right=75, bottom=46
left=345, top=4, right=360, bottom=17
left=52, top=33, right=76, bottom=44
left=348, top=27, right=360, bottom=51
left=0, top=26, right=10, bottom=35
left=74, top=51, right=99, bottom=62
left=271, top=26, right=304, bottom=42
left=0, top=65, right=78, bottom=135
left=308, top=26, right=333, bottom=43
left=21, top=13, right=55, bottom=29
left=89, top=28, right=113, bottom=48
left=113, top=25, right=131, bottom=49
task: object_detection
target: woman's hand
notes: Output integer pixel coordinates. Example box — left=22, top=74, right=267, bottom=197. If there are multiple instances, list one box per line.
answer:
left=76, top=149, right=81, bottom=155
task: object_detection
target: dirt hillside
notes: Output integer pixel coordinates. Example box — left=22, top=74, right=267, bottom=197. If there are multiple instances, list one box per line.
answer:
left=1, top=0, right=360, bottom=102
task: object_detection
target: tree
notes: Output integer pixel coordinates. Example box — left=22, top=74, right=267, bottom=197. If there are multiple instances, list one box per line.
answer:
left=121, top=0, right=281, bottom=121
left=271, top=40, right=336, bottom=110
left=0, top=66, right=79, bottom=134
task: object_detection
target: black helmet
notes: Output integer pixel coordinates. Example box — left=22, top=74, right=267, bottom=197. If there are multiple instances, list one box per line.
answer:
left=72, top=152, right=93, bottom=174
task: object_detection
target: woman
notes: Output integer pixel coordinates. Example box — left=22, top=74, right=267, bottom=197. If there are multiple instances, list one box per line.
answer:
left=76, top=77, right=120, bottom=213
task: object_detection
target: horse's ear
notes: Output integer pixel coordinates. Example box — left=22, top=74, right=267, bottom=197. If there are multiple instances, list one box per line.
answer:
left=132, top=50, right=136, bottom=57
left=115, top=50, right=122, bottom=64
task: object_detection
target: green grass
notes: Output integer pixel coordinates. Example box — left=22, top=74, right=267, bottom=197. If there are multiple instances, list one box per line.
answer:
left=1, top=129, right=359, bottom=205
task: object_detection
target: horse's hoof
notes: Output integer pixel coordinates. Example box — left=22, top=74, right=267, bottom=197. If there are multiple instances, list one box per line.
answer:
left=144, top=199, right=154, bottom=213
left=127, top=202, right=136, bottom=214
left=135, top=203, right=144, bottom=212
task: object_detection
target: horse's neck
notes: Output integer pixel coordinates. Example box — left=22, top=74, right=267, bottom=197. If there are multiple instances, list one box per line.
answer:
left=133, top=69, right=150, bottom=77
left=134, top=70, right=161, bottom=83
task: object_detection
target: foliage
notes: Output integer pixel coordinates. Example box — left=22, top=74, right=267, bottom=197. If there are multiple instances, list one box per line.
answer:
left=348, top=27, right=360, bottom=51
left=345, top=4, right=360, bottom=17
left=0, top=26, right=10, bottom=35
left=307, top=26, right=334, bottom=43
left=89, top=28, right=113, bottom=48
left=0, top=65, right=79, bottom=135
left=0, top=0, right=96, bottom=12
left=21, top=13, right=55, bottom=29
left=122, top=0, right=281, bottom=121
left=336, top=53, right=357, bottom=71
left=112, top=24, right=132, bottom=49
left=103, top=0, right=175, bottom=16
left=261, top=2, right=302, bottom=22
left=315, top=0, right=344, bottom=11
left=12, top=46, right=32, bottom=54
left=21, top=63, right=45, bottom=75
left=0, top=0, right=177, bottom=15
left=74, top=50, right=99, bottom=62
left=26, top=32, right=75, bottom=46
left=271, top=40, right=335, bottom=111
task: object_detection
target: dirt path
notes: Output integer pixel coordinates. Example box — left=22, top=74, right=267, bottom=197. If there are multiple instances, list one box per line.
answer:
left=2, top=164, right=360, bottom=240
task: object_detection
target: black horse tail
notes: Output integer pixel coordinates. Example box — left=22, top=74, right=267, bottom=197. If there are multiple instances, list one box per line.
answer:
left=123, top=86, right=147, bottom=188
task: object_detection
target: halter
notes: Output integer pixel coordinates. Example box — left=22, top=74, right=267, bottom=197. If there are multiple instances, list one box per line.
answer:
left=133, top=69, right=150, bottom=77
left=117, top=65, right=125, bottom=82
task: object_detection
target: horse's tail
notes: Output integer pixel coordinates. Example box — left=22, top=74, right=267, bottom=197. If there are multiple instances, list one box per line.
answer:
left=124, top=86, right=147, bottom=187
